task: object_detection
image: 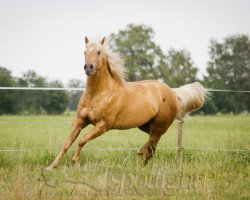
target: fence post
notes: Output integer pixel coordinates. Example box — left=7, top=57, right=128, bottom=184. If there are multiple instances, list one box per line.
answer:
left=178, top=121, right=184, bottom=162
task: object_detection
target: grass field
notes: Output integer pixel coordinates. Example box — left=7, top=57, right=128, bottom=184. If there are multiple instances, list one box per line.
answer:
left=0, top=114, right=249, bottom=199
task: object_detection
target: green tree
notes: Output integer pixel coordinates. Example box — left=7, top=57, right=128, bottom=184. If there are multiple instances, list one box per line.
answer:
left=163, top=48, right=198, bottom=87
left=17, top=70, right=69, bottom=114
left=109, top=24, right=167, bottom=81
left=43, top=80, right=69, bottom=114
left=17, top=70, right=48, bottom=114
left=0, top=67, right=16, bottom=114
left=204, top=34, right=250, bottom=113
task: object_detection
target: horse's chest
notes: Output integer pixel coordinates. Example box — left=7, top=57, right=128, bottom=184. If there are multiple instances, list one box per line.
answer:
left=80, top=107, right=103, bottom=124
left=80, top=93, right=119, bottom=125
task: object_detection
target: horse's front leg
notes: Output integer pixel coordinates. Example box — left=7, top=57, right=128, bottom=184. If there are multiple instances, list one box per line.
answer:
left=46, top=117, right=87, bottom=171
left=72, top=121, right=107, bottom=166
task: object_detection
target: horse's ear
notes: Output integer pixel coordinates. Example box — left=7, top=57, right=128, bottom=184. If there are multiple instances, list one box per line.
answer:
left=85, top=36, right=89, bottom=46
left=99, top=37, right=105, bottom=45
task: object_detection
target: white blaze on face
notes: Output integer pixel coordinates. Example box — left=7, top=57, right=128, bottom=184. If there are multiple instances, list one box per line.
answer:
left=89, top=47, right=94, bottom=52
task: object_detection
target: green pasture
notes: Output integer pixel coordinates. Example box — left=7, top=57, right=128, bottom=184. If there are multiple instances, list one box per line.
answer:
left=0, top=115, right=249, bottom=199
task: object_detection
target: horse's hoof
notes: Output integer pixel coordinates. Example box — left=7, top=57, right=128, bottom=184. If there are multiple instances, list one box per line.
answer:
left=72, top=162, right=81, bottom=169
left=137, top=149, right=143, bottom=156
left=45, top=166, right=54, bottom=171
left=72, top=160, right=81, bottom=168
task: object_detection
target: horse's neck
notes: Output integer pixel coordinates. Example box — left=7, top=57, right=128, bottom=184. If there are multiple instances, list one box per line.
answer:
left=85, top=76, right=106, bottom=95
left=85, top=63, right=117, bottom=97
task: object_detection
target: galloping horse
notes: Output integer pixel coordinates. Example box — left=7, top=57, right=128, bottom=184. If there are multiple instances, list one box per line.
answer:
left=46, top=37, right=207, bottom=171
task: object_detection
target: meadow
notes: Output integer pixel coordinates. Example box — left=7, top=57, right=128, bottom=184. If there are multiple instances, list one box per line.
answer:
left=0, top=114, right=249, bottom=199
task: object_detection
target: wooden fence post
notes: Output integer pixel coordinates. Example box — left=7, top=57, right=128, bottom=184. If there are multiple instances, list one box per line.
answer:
left=178, top=121, right=184, bottom=162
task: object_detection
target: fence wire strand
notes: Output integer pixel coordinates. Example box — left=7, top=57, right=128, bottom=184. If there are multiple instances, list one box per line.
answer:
left=0, top=147, right=248, bottom=153
left=0, top=87, right=250, bottom=93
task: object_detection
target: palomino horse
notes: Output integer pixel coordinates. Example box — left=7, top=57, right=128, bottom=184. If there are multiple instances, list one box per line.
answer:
left=46, top=37, right=207, bottom=171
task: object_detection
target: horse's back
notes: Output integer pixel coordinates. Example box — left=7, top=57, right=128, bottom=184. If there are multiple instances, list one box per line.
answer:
left=127, top=80, right=177, bottom=104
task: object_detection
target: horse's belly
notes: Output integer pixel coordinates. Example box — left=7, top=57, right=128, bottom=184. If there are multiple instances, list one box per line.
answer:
left=112, top=102, right=158, bottom=129
left=112, top=116, right=151, bottom=130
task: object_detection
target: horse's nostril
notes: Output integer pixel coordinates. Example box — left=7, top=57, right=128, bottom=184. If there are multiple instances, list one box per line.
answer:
left=90, top=64, right=93, bottom=70
left=84, top=64, right=87, bottom=69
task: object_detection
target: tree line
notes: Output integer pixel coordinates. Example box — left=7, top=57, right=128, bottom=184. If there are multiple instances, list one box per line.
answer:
left=0, top=24, right=249, bottom=115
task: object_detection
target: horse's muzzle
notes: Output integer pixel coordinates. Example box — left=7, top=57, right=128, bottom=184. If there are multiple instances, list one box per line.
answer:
left=84, top=64, right=95, bottom=76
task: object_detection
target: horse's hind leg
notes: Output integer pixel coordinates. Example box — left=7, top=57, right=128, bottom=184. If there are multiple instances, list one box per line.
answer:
left=138, top=118, right=173, bottom=164
left=137, top=131, right=162, bottom=164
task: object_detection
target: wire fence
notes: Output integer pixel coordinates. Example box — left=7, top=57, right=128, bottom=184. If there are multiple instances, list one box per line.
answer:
left=0, top=121, right=249, bottom=126
left=0, top=86, right=250, bottom=93
left=0, top=147, right=248, bottom=153
left=0, top=87, right=249, bottom=154
left=0, top=120, right=249, bottom=153
left=0, top=87, right=84, bottom=91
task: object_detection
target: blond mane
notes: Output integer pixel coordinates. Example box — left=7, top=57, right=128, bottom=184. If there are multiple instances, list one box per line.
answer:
left=105, top=48, right=126, bottom=85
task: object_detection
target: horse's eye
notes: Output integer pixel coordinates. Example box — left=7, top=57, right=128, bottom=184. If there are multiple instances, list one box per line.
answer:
left=84, top=51, right=86, bottom=55
left=97, top=51, right=100, bottom=55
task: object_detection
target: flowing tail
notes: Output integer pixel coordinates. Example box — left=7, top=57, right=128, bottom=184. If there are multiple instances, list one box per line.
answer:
left=172, top=82, right=209, bottom=121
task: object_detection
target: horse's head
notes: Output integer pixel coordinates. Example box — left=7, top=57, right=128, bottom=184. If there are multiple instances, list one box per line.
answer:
left=84, top=36, right=105, bottom=76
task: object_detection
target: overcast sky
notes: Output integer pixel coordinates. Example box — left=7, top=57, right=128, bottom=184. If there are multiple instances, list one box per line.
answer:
left=0, top=0, right=249, bottom=85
